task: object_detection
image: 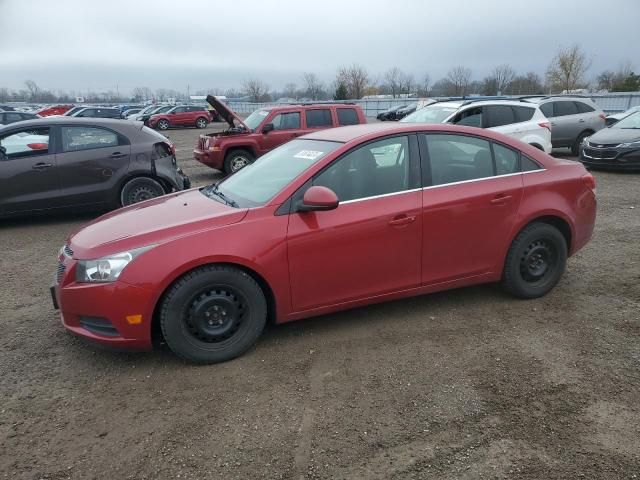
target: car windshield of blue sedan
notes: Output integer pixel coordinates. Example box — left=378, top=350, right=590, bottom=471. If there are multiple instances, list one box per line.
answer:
left=208, top=139, right=341, bottom=207
left=613, top=111, right=640, bottom=129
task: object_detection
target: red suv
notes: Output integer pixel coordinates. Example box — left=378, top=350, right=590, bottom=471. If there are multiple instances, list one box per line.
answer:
left=148, top=105, right=212, bottom=130
left=36, top=104, right=74, bottom=117
left=194, top=95, right=367, bottom=173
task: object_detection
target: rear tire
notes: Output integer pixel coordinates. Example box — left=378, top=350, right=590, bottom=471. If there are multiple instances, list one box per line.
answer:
left=120, top=177, right=165, bottom=206
left=195, top=117, right=208, bottom=129
left=572, top=131, right=591, bottom=156
left=502, top=222, right=567, bottom=299
left=160, top=266, right=267, bottom=364
left=224, top=149, right=254, bottom=174
left=157, top=119, right=170, bottom=130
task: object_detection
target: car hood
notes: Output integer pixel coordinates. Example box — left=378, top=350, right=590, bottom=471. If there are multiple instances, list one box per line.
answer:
left=68, top=189, right=248, bottom=259
left=589, top=128, right=640, bottom=144
left=206, top=95, right=248, bottom=129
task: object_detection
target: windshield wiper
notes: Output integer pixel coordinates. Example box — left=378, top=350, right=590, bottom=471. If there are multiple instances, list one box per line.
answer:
left=205, top=184, right=239, bottom=208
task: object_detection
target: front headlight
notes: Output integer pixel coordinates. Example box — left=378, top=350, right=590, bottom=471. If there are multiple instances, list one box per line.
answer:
left=582, top=136, right=590, bottom=145
left=76, top=245, right=155, bottom=283
left=618, top=140, right=640, bottom=148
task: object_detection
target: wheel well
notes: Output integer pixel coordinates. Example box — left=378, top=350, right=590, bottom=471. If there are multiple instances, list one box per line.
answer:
left=196, top=116, right=208, bottom=122
left=225, top=146, right=255, bottom=159
left=524, top=216, right=572, bottom=250
left=150, top=262, right=277, bottom=345
left=116, top=174, right=169, bottom=206
left=529, top=143, right=544, bottom=151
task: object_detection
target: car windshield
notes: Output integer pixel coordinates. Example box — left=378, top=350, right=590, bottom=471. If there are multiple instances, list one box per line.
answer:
left=64, top=106, right=85, bottom=116
left=205, top=139, right=342, bottom=208
left=243, top=110, right=269, bottom=131
left=400, top=104, right=458, bottom=123
left=612, top=111, right=640, bottom=129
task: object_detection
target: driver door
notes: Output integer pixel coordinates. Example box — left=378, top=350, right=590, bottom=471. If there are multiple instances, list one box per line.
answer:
left=260, top=111, right=302, bottom=153
left=286, top=134, right=423, bottom=312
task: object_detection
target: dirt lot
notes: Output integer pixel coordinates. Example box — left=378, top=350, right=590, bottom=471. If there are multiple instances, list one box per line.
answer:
left=1, top=124, right=639, bottom=479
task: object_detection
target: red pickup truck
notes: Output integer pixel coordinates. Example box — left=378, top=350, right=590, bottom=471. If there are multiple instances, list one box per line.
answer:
left=194, top=95, right=367, bottom=173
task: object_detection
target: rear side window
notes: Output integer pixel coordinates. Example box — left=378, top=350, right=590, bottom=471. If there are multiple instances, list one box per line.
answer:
left=493, top=143, right=519, bottom=175
left=5, top=113, right=23, bottom=124
left=61, top=126, right=120, bottom=152
left=270, top=112, right=301, bottom=130
left=77, top=109, right=95, bottom=117
left=337, top=108, right=359, bottom=126
left=554, top=101, right=579, bottom=116
left=521, top=155, right=542, bottom=172
left=575, top=101, right=595, bottom=113
left=424, top=134, right=494, bottom=186
left=305, top=109, right=333, bottom=128
left=486, top=105, right=516, bottom=128
left=513, top=106, right=535, bottom=122
left=539, top=103, right=554, bottom=117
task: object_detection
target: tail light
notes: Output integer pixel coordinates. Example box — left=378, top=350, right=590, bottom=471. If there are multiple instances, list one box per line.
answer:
left=598, top=113, right=606, bottom=121
left=27, top=142, right=48, bottom=150
left=538, top=121, right=552, bottom=132
left=582, top=172, right=596, bottom=193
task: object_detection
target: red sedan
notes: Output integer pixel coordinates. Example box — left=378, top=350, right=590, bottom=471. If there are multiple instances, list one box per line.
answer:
left=52, top=123, right=596, bottom=363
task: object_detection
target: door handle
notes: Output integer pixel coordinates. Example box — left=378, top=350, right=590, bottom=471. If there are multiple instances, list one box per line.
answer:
left=109, top=152, right=127, bottom=158
left=32, top=162, right=53, bottom=170
left=490, top=194, right=512, bottom=205
left=388, top=214, right=416, bottom=226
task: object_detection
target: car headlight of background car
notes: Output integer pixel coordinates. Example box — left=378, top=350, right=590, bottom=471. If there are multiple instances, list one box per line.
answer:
left=76, top=245, right=155, bottom=283
left=618, top=140, right=640, bottom=148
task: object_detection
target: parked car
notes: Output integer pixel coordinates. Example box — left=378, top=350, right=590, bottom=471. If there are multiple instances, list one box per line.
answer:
left=53, top=123, right=596, bottom=363
left=126, top=105, right=160, bottom=121
left=376, top=104, right=406, bottom=121
left=0, top=111, right=39, bottom=125
left=579, top=110, right=640, bottom=170
left=136, top=105, right=174, bottom=124
left=401, top=99, right=552, bottom=153
left=395, top=102, right=418, bottom=120
left=194, top=95, right=367, bottom=173
left=0, top=118, right=190, bottom=218
left=66, top=107, right=122, bottom=119
left=148, top=105, right=212, bottom=130
left=605, top=105, right=640, bottom=126
left=36, top=104, right=74, bottom=117
left=0, top=105, right=16, bottom=112
left=121, top=107, right=143, bottom=119
left=61, top=106, right=91, bottom=117
left=521, top=96, right=606, bottom=154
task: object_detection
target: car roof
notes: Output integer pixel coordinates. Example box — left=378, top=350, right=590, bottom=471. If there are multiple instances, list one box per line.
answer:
left=0, top=117, right=142, bottom=133
left=259, top=103, right=359, bottom=112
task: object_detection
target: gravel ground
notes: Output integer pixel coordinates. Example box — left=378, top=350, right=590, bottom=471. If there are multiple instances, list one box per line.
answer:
left=0, top=124, right=639, bottom=479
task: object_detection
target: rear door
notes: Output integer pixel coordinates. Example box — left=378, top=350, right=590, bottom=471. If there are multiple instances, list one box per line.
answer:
left=0, top=126, right=61, bottom=215
left=546, top=101, right=580, bottom=147
left=302, top=108, right=334, bottom=135
left=55, top=125, right=131, bottom=206
left=485, top=105, right=522, bottom=139
left=419, top=133, right=523, bottom=284
left=260, top=110, right=302, bottom=152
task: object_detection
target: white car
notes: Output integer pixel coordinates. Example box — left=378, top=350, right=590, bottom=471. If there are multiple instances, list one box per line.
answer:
left=0, top=131, right=49, bottom=156
left=401, top=99, right=552, bottom=153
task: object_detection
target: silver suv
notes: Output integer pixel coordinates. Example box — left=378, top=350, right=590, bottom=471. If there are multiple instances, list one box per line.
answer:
left=522, top=96, right=606, bottom=155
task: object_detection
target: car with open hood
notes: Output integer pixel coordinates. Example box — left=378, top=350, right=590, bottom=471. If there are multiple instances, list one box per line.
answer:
left=193, top=95, right=367, bottom=174
left=54, top=122, right=595, bottom=364
left=580, top=110, right=640, bottom=170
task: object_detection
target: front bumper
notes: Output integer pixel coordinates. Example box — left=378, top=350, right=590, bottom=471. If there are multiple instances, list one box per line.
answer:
left=52, top=272, right=156, bottom=351
left=193, top=148, right=224, bottom=170
left=580, top=145, right=640, bottom=170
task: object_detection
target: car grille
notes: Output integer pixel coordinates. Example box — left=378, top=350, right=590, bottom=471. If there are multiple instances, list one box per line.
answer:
left=56, top=262, right=66, bottom=283
left=587, top=141, right=620, bottom=148
left=198, top=136, right=207, bottom=150
left=583, top=148, right=618, bottom=160
left=64, top=245, right=74, bottom=257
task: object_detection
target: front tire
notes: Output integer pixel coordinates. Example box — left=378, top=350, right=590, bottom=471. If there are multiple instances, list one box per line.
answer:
left=160, top=266, right=267, bottom=364
left=572, top=131, right=591, bottom=156
left=224, top=149, right=254, bottom=174
left=502, top=223, right=567, bottom=299
left=195, top=117, right=208, bottom=129
left=157, top=119, right=170, bottom=130
left=120, top=177, right=165, bottom=206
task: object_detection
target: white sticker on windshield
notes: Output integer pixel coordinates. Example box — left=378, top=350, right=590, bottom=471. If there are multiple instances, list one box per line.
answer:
left=294, top=150, right=324, bottom=160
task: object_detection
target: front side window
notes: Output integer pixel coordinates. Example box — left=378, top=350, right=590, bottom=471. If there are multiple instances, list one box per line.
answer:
left=424, top=134, right=493, bottom=186
left=0, top=127, right=50, bottom=159
left=486, top=105, right=515, bottom=128
left=554, top=101, right=579, bottom=117
left=305, top=109, right=333, bottom=128
left=172, top=107, right=186, bottom=114
left=215, top=139, right=341, bottom=207
left=77, top=109, right=96, bottom=117
left=61, top=126, right=119, bottom=152
left=337, top=108, right=359, bottom=126
left=313, top=136, right=410, bottom=202
left=453, top=107, right=483, bottom=127
left=270, top=112, right=301, bottom=130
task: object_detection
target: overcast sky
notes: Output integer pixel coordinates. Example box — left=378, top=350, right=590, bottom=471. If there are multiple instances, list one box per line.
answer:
left=0, top=0, right=638, bottom=95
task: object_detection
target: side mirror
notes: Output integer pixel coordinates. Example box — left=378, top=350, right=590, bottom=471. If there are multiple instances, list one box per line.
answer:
left=262, top=123, right=274, bottom=134
left=297, top=186, right=339, bottom=212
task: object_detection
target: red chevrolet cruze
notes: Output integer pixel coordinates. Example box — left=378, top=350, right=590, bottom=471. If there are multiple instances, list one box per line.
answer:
left=52, top=123, right=596, bottom=363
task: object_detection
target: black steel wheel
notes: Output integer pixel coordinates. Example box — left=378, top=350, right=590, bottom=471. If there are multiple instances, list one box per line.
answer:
left=160, top=266, right=267, bottom=363
left=502, top=222, right=567, bottom=299
left=120, top=177, right=165, bottom=206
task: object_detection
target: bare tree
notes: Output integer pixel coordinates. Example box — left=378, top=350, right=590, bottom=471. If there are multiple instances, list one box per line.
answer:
left=446, top=66, right=472, bottom=95
left=336, top=64, right=370, bottom=99
left=399, top=72, right=415, bottom=96
left=242, top=78, right=270, bottom=102
left=283, top=83, right=297, bottom=99
left=302, top=72, right=324, bottom=100
left=546, top=45, right=591, bottom=93
left=421, top=74, right=431, bottom=96
left=492, top=64, right=515, bottom=94
left=509, top=72, right=544, bottom=95
left=384, top=67, right=402, bottom=98
left=24, top=80, right=40, bottom=99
